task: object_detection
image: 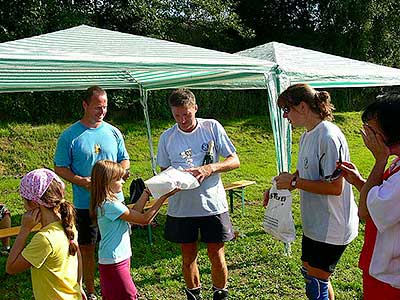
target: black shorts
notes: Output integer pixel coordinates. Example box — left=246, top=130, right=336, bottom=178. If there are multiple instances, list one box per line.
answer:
left=76, top=209, right=99, bottom=246
left=301, top=235, right=348, bottom=273
left=164, top=212, right=235, bottom=244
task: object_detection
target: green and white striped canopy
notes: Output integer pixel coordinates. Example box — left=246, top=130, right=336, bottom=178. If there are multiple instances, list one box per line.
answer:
left=0, top=25, right=276, bottom=93
left=238, top=41, right=400, bottom=175
left=237, top=42, right=400, bottom=88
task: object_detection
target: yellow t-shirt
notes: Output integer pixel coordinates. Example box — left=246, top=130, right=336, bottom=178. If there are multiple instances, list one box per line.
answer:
left=22, top=221, right=82, bottom=300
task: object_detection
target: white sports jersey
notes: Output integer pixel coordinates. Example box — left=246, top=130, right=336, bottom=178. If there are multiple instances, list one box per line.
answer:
left=297, top=121, right=359, bottom=245
left=157, top=118, right=236, bottom=217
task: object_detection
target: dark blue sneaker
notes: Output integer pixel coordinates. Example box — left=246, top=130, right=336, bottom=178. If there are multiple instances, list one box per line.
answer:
left=185, top=287, right=202, bottom=300
left=212, top=287, right=228, bottom=300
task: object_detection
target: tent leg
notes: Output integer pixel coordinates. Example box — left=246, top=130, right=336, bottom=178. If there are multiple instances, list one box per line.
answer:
left=264, top=72, right=292, bottom=173
left=139, top=88, right=157, bottom=175
left=264, top=72, right=292, bottom=256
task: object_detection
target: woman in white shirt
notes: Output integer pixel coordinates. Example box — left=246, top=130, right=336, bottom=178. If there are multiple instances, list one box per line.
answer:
left=268, top=83, right=359, bottom=300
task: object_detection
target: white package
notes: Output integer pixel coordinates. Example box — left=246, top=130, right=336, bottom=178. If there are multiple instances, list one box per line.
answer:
left=144, top=166, right=200, bottom=199
left=263, top=180, right=296, bottom=243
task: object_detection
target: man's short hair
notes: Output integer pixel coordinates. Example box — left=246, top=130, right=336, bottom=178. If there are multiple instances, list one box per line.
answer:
left=85, top=86, right=106, bottom=104
left=168, top=89, right=196, bottom=107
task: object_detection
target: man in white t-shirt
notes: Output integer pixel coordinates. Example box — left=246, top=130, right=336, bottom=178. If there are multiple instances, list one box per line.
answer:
left=157, top=89, right=240, bottom=300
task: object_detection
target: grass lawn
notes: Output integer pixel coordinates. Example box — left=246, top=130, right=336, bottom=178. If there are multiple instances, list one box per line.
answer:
left=0, top=112, right=375, bottom=299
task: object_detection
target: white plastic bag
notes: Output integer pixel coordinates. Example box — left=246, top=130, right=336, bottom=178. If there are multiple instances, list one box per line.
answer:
left=263, top=180, right=296, bottom=243
left=144, top=166, right=200, bottom=199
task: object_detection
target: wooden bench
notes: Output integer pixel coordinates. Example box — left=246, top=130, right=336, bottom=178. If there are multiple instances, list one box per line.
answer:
left=224, top=180, right=256, bottom=215
left=0, top=180, right=255, bottom=245
left=0, top=223, right=42, bottom=239
left=0, top=200, right=167, bottom=245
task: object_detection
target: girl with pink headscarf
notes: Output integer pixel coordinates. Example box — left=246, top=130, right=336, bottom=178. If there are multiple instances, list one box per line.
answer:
left=6, top=168, right=84, bottom=300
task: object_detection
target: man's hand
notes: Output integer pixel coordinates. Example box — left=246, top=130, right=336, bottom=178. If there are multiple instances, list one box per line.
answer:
left=122, top=169, right=130, bottom=181
left=78, top=176, right=91, bottom=190
left=186, top=164, right=214, bottom=183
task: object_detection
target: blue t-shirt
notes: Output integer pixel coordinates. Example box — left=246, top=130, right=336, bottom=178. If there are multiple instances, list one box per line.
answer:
left=157, top=118, right=236, bottom=217
left=97, top=200, right=131, bottom=264
left=54, top=121, right=129, bottom=209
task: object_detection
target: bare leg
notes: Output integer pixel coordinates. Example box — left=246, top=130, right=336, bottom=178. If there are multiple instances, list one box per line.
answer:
left=181, top=242, right=200, bottom=289
left=207, top=242, right=228, bottom=288
left=328, top=281, right=335, bottom=300
left=80, top=244, right=96, bottom=294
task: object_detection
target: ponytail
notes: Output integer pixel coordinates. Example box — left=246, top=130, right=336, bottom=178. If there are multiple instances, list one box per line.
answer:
left=41, top=180, right=78, bottom=256
left=278, top=84, right=335, bottom=121
left=58, top=200, right=78, bottom=256
left=314, top=91, right=335, bottom=121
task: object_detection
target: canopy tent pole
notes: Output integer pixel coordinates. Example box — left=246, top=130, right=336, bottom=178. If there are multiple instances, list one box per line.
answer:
left=264, top=70, right=292, bottom=173
left=139, top=88, right=157, bottom=175
left=265, top=70, right=292, bottom=255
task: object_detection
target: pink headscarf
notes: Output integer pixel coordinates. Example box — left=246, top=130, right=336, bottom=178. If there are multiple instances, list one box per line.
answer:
left=19, top=168, right=65, bottom=208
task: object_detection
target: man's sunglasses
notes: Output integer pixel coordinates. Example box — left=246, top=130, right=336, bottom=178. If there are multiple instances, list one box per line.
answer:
left=319, top=143, right=343, bottom=182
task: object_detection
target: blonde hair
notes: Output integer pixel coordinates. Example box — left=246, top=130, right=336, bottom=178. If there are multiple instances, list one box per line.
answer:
left=90, top=160, right=125, bottom=221
left=41, top=180, right=78, bottom=256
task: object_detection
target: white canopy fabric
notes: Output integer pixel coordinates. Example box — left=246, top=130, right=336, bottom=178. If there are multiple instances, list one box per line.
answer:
left=237, top=42, right=400, bottom=174
left=238, top=42, right=400, bottom=88
left=0, top=25, right=275, bottom=93
left=0, top=25, right=277, bottom=172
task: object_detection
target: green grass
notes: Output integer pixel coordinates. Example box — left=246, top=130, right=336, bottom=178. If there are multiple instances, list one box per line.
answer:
left=0, top=112, right=372, bottom=299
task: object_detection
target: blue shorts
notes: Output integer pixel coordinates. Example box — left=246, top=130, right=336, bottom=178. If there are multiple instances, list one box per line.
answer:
left=164, top=212, right=235, bottom=243
left=301, top=235, right=348, bottom=273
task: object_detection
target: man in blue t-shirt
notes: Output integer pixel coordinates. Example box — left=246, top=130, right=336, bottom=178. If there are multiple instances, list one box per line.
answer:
left=157, top=89, right=240, bottom=300
left=54, top=86, right=130, bottom=300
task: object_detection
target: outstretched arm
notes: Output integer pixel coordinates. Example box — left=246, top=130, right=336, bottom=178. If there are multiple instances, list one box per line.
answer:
left=339, top=161, right=366, bottom=192
left=120, top=189, right=180, bottom=225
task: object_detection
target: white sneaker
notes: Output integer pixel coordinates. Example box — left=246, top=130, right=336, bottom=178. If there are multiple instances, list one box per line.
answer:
left=87, top=293, right=97, bottom=300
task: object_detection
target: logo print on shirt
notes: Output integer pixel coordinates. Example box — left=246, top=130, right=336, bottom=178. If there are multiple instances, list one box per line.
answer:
left=180, top=148, right=194, bottom=167
left=201, top=143, right=208, bottom=152
left=94, top=144, right=101, bottom=154
left=304, top=157, right=309, bottom=169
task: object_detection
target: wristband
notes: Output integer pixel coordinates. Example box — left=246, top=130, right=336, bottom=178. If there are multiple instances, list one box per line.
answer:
left=290, top=176, right=297, bottom=188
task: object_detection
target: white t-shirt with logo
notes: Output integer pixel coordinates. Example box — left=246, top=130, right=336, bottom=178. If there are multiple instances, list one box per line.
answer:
left=297, top=121, right=359, bottom=245
left=157, top=118, right=236, bottom=217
